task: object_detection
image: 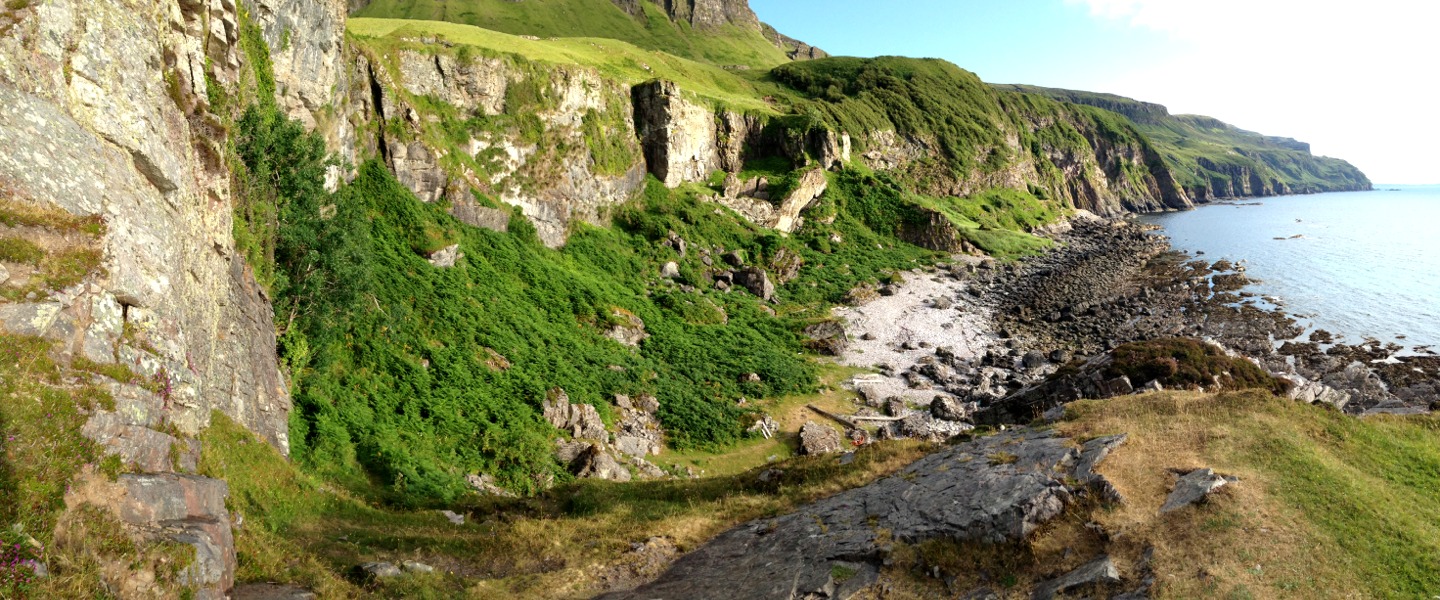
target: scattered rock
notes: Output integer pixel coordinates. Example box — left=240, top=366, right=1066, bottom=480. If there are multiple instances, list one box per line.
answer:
left=747, top=414, right=779, bottom=439
left=574, top=445, right=632, bottom=482
left=798, top=421, right=843, bottom=455
left=1022, top=350, right=1048, bottom=370
left=440, top=510, right=465, bottom=525
left=401, top=560, right=434, bottom=574
left=464, top=473, right=515, bottom=497
left=1031, top=555, right=1121, bottom=600
left=604, top=309, right=649, bottom=347
left=357, top=562, right=402, bottom=580
left=541, top=389, right=606, bottom=441
left=660, top=261, right=681, bottom=279
left=427, top=244, right=463, bottom=267
left=929, top=396, right=968, bottom=421
left=1160, top=468, right=1235, bottom=514
left=932, top=296, right=953, bottom=310
left=803, top=320, right=848, bottom=356
left=733, top=267, right=775, bottom=301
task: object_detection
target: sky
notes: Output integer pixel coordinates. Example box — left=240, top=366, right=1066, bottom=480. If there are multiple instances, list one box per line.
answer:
left=750, top=0, right=1440, bottom=184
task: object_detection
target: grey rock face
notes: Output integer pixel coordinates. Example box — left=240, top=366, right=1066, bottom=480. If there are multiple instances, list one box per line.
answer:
left=798, top=421, right=843, bottom=455
left=632, top=80, right=723, bottom=188
left=605, top=310, right=650, bottom=347
left=358, top=562, right=403, bottom=579
left=602, top=429, right=1124, bottom=600
left=1161, top=468, right=1234, bottom=514
left=542, top=390, right=607, bottom=441
left=803, top=320, right=848, bottom=356
left=930, top=396, right=969, bottom=421
left=733, top=267, right=774, bottom=302
left=113, top=474, right=237, bottom=596
left=1031, top=555, right=1121, bottom=600
left=574, top=445, right=632, bottom=482
left=427, top=244, right=463, bottom=267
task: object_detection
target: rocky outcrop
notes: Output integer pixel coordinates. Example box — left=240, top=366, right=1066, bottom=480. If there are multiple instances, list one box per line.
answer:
left=0, top=0, right=290, bottom=450
left=633, top=80, right=724, bottom=187
left=360, top=43, right=646, bottom=246
left=602, top=428, right=1125, bottom=600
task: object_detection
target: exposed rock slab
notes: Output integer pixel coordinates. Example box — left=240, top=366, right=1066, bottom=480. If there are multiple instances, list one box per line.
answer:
left=1161, top=468, right=1234, bottom=514
left=1031, top=555, right=1121, bottom=600
left=602, top=429, right=1123, bottom=600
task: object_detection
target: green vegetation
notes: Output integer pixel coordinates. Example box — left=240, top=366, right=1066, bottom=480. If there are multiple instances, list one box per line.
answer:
left=997, top=84, right=1372, bottom=196
left=1053, top=390, right=1440, bottom=599
left=348, top=18, right=776, bottom=113
left=199, top=407, right=930, bottom=598
left=1105, top=338, right=1292, bottom=394
left=352, top=0, right=791, bottom=69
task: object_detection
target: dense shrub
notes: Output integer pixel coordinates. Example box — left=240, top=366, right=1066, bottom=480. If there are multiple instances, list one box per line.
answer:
left=1106, top=338, right=1291, bottom=394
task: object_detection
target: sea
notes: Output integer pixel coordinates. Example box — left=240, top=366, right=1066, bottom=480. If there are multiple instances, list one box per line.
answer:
left=1139, top=185, right=1440, bottom=353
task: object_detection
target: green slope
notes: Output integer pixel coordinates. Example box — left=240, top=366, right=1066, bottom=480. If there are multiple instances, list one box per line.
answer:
left=996, top=84, right=1372, bottom=197
left=353, top=0, right=791, bottom=68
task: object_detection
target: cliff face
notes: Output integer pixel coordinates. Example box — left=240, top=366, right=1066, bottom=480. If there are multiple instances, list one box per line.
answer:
left=0, top=0, right=296, bottom=596
left=1003, top=85, right=1372, bottom=200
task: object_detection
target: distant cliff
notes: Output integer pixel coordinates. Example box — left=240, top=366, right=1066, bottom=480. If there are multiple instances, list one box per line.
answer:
left=996, top=84, right=1372, bottom=200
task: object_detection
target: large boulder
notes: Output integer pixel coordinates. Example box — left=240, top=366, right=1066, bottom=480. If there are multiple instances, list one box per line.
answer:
left=733, top=267, right=775, bottom=301
left=1160, top=468, right=1235, bottom=514
left=803, top=320, right=848, bottom=356
left=541, top=389, right=607, bottom=441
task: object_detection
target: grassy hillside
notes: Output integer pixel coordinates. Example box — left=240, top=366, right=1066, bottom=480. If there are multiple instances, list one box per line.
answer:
left=352, top=0, right=791, bottom=68
left=997, top=84, right=1372, bottom=196
left=348, top=17, right=775, bottom=112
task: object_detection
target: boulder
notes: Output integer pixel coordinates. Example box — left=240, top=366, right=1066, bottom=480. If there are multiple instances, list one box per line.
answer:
left=798, top=421, right=843, bottom=455
left=1160, top=468, right=1235, bottom=514
left=932, top=296, right=953, bottom=310
left=427, top=244, right=463, bottom=267
left=733, top=267, right=774, bottom=301
left=1031, top=555, right=1121, bottom=600
left=440, top=510, right=465, bottom=526
left=357, top=562, right=402, bottom=579
left=541, top=390, right=606, bottom=441
left=929, top=396, right=969, bottom=422
left=464, top=473, right=515, bottom=497
left=660, top=261, right=681, bottom=279
left=574, top=445, right=632, bottom=482
left=803, top=320, right=848, bottom=356
left=1021, top=351, right=1048, bottom=370
left=604, top=309, right=649, bottom=347
left=401, top=561, right=434, bottom=574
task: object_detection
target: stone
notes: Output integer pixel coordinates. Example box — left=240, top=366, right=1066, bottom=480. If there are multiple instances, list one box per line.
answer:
left=602, top=429, right=1123, bottom=600
left=1022, top=350, right=1048, bottom=370
left=733, top=267, right=774, bottom=301
left=1095, top=375, right=1134, bottom=398
left=1050, top=349, right=1073, bottom=364
left=660, top=261, right=681, bottom=279
left=1160, top=468, right=1234, bottom=514
left=1031, top=555, right=1121, bottom=600
left=81, top=412, right=198, bottom=474
left=803, top=320, right=848, bottom=356
left=930, top=396, right=969, bottom=422
left=428, top=244, right=463, bottom=267
left=440, top=510, right=465, bottom=525
left=798, top=421, right=843, bottom=455
left=1074, top=434, right=1128, bottom=503
left=464, top=473, right=514, bottom=497
left=113, top=474, right=236, bottom=595
left=541, top=390, right=607, bottom=441
left=739, top=372, right=761, bottom=383
left=604, top=309, right=649, bottom=347
left=932, top=296, right=953, bottom=310
left=747, top=414, right=779, bottom=439
left=401, top=560, right=434, bottom=574
left=357, top=562, right=403, bottom=579
left=0, top=263, right=8, bottom=285
left=574, top=445, right=632, bottom=482
left=771, top=168, right=828, bottom=233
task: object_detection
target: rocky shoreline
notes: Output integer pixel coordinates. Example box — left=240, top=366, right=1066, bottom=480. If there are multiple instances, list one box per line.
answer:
left=822, top=211, right=1437, bottom=441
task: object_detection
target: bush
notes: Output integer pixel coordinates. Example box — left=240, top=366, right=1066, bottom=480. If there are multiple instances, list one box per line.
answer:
left=1106, top=338, right=1291, bottom=394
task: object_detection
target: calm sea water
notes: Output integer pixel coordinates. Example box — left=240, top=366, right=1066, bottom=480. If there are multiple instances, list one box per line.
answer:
left=1139, top=186, right=1440, bottom=351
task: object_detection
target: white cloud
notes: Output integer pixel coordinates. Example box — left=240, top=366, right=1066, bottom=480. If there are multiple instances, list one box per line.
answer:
left=1064, top=0, right=1440, bottom=182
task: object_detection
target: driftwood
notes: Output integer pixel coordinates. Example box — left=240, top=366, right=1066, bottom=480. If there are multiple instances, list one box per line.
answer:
left=807, top=404, right=906, bottom=429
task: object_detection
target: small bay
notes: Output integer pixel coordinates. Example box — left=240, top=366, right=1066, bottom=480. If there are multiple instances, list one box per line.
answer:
left=1140, top=186, right=1440, bottom=351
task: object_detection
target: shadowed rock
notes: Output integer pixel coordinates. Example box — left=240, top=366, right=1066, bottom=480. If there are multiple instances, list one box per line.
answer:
left=1161, top=468, right=1234, bottom=514
left=600, top=429, right=1124, bottom=600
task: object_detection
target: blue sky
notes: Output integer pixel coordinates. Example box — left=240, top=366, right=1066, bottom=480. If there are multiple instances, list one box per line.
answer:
left=751, top=0, right=1440, bottom=184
